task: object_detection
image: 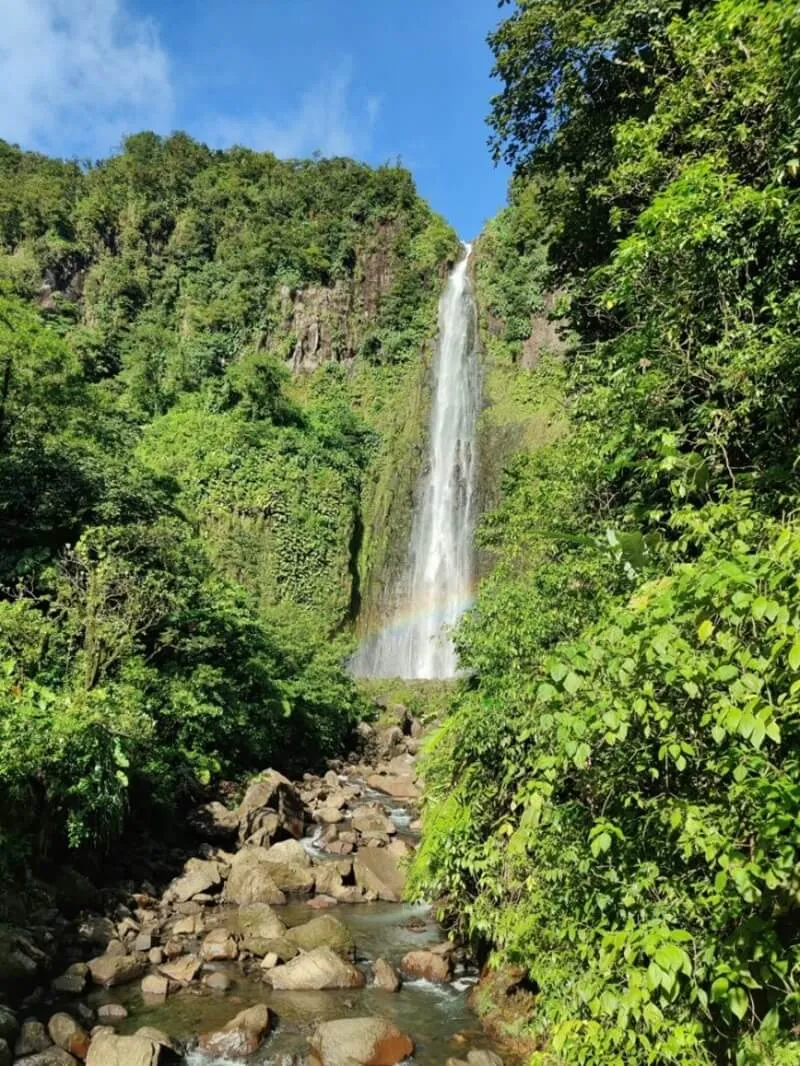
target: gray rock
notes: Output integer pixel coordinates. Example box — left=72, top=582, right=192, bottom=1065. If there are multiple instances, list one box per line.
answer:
left=47, top=1012, right=90, bottom=1058
left=15, top=1018, right=51, bottom=1057
left=88, top=954, right=147, bottom=988
left=373, top=958, right=402, bottom=992
left=224, top=848, right=287, bottom=905
left=0, top=1007, right=17, bottom=1042
left=285, top=915, right=354, bottom=956
left=353, top=849, right=406, bottom=902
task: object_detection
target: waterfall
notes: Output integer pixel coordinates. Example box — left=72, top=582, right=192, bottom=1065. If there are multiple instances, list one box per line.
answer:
left=354, top=243, right=480, bottom=679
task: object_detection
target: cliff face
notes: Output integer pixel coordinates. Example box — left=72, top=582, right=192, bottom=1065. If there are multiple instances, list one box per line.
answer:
left=0, top=134, right=459, bottom=636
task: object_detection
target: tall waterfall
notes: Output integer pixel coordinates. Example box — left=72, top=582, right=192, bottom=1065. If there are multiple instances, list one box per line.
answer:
left=354, top=243, right=480, bottom=679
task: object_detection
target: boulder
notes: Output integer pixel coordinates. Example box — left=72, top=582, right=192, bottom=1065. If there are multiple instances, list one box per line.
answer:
left=188, top=801, right=239, bottom=842
left=353, top=850, right=405, bottom=902
left=0, top=1007, right=16, bottom=1043
left=466, top=1052, right=503, bottom=1066
left=77, top=916, right=115, bottom=948
left=352, top=807, right=396, bottom=837
left=198, top=1005, right=272, bottom=1060
left=87, top=954, right=147, bottom=988
left=15, top=1019, right=51, bottom=1056
left=238, top=770, right=305, bottom=844
left=286, top=915, right=354, bottom=956
left=401, top=949, right=452, bottom=982
left=268, top=947, right=365, bottom=991
left=47, top=1014, right=90, bottom=1059
left=86, top=1031, right=162, bottom=1066
left=259, top=839, right=315, bottom=893
left=13, top=1050, right=77, bottom=1065
left=237, top=902, right=286, bottom=942
left=199, top=927, right=238, bottom=961
left=141, top=975, right=170, bottom=998
left=204, top=972, right=231, bottom=992
left=224, top=848, right=287, bottom=905
left=0, top=926, right=42, bottom=993
left=317, top=807, right=344, bottom=824
left=308, top=1018, right=413, bottom=1066
left=373, top=959, right=402, bottom=992
left=133, top=1028, right=174, bottom=1054
left=0, top=1038, right=8, bottom=1066
left=367, top=774, right=419, bottom=800
left=166, top=859, right=222, bottom=904
left=97, top=1004, right=128, bottom=1021
left=313, top=863, right=351, bottom=897
left=158, top=954, right=202, bottom=985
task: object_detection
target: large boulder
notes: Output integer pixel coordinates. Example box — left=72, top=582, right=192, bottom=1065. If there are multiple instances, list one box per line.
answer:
left=268, top=947, right=365, bottom=991
left=78, top=916, right=116, bottom=949
left=188, top=801, right=239, bottom=842
left=165, top=859, right=222, bottom=904
left=352, top=806, right=396, bottom=837
left=224, top=848, right=287, bottom=905
left=238, top=770, right=306, bottom=844
left=353, top=850, right=405, bottom=902
left=0, top=926, right=44, bottom=993
left=0, top=1007, right=17, bottom=1044
left=86, top=1030, right=163, bottom=1066
left=258, top=839, right=315, bottom=894
left=401, top=949, right=452, bottom=982
left=47, top=1013, right=90, bottom=1059
left=198, top=1005, right=272, bottom=1060
left=87, top=953, right=147, bottom=988
left=308, top=1018, right=413, bottom=1066
left=237, top=902, right=286, bottom=941
left=14, top=1019, right=51, bottom=1056
left=366, top=773, right=419, bottom=800
left=286, top=915, right=354, bottom=956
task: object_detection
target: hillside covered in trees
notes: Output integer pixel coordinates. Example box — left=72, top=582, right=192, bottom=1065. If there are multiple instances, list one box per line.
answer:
left=410, top=1, right=800, bottom=1063
left=0, top=135, right=456, bottom=871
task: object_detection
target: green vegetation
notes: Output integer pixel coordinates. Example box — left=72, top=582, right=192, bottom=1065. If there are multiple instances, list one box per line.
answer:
left=0, top=134, right=455, bottom=875
left=411, top=1, right=800, bottom=1062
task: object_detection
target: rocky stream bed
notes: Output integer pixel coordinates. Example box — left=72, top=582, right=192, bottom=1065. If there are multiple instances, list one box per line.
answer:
left=0, top=713, right=508, bottom=1066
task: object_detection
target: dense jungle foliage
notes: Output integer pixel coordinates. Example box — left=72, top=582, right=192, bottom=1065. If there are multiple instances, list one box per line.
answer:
left=411, top=1, right=800, bottom=1063
left=0, top=134, right=455, bottom=874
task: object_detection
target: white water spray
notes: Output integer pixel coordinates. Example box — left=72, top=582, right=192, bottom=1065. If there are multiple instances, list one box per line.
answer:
left=353, top=243, right=480, bottom=679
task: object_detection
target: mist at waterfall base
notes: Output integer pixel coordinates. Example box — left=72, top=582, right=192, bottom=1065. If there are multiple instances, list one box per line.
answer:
left=352, top=244, right=480, bottom=680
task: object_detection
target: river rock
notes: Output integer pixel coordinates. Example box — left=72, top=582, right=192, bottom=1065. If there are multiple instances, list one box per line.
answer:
left=0, top=926, right=43, bottom=993
left=238, top=771, right=305, bottom=844
left=401, top=949, right=452, bottom=982
left=373, top=958, right=402, bottom=992
left=260, top=840, right=315, bottom=893
left=165, top=859, right=222, bottom=904
left=78, top=916, right=116, bottom=948
left=313, top=863, right=351, bottom=897
left=353, top=850, right=405, bottom=902
left=367, top=773, right=419, bottom=800
left=200, top=927, right=238, bottom=961
left=224, top=848, right=287, bottom=905
left=13, top=1050, right=77, bottom=1066
left=351, top=806, right=396, bottom=837
left=158, top=954, right=202, bottom=985
left=47, top=1013, right=90, bottom=1059
left=87, top=954, right=147, bottom=988
left=268, top=947, right=365, bottom=990
left=204, top=971, right=232, bottom=992
left=199, top=1004, right=272, bottom=1059
left=86, top=1030, right=163, bottom=1066
left=14, top=1018, right=51, bottom=1056
left=0, top=1038, right=9, bottom=1066
left=317, top=807, right=344, bottom=824
left=285, top=915, right=354, bottom=956
left=188, top=801, right=239, bottom=842
left=141, top=974, right=170, bottom=998
left=97, top=1004, right=129, bottom=1021
left=0, top=1007, right=16, bottom=1043
left=308, top=1017, right=413, bottom=1066
left=466, top=1051, right=504, bottom=1066
left=238, top=902, right=286, bottom=941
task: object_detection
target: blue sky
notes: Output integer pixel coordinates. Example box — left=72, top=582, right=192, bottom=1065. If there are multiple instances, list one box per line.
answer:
left=0, top=0, right=512, bottom=237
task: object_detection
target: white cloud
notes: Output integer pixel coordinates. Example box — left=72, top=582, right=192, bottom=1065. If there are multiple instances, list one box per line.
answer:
left=202, top=63, right=381, bottom=160
left=0, top=0, right=174, bottom=158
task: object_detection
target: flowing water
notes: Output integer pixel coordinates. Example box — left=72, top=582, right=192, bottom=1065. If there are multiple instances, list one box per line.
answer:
left=353, top=243, right=480, bottom=679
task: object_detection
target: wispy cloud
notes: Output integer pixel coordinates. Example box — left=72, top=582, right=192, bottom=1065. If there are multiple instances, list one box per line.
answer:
left=202, top=62, right=381, bottom=160
left=0, top=0, right=173, bottom=158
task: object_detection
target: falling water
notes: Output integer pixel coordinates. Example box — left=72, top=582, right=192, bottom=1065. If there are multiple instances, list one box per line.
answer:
left=354, top=243, right=480, bottom=679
